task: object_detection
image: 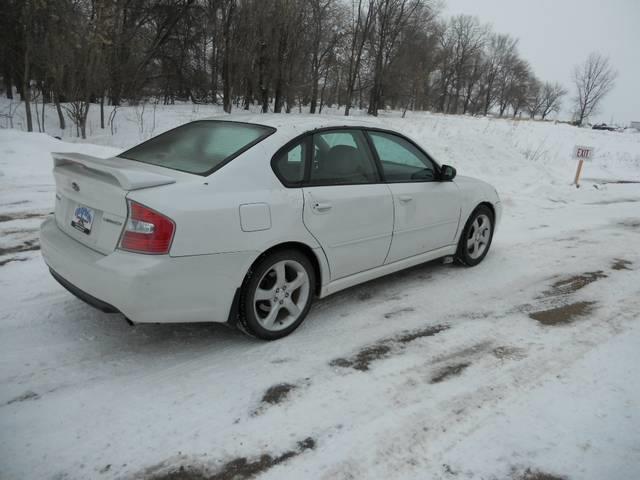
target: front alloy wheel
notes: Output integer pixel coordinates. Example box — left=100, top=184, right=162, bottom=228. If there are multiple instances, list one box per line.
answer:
left=239, top=250, right=315, bottom=339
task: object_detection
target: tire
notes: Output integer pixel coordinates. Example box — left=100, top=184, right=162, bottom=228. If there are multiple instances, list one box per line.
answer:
left=238, top=249, right=315, bottom=340
left=456, top=205, right=495, bottom=267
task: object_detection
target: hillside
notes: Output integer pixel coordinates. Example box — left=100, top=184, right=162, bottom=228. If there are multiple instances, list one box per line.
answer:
left=1, top=106, right=640, bottom=480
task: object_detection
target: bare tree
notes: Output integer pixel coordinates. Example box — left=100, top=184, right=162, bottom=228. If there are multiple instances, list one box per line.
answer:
left=572, top=52, right=617, bottom=126
left=479, top=33, right=517, bottom=116
left=506, top=59, right=532, bottom=118
left=368, top=0, right=422, bottom=116
left=444, top=15, right=486, bottom=114
left=344, top=0, right=375, bottom=116
left=221, top=0, right=236, bottom=113
left=308, top=0, right=340, bottom=114
left=540, top=81, right=567, bottom=120
left=2, top=0, right=569, bottom=124
left=526, top=79, right=543, bottom=119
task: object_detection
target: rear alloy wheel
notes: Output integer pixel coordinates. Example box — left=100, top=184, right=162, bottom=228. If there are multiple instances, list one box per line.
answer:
left=456, top=206, right=494, bottom=266
left=239, top=250, right=315, bottom=340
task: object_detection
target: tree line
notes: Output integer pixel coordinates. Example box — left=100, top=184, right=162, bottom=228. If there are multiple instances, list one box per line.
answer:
left=1, top=0, right=615, bottom=138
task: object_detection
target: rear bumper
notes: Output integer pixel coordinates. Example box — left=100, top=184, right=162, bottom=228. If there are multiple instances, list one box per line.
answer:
left=40, top=217, right=257, bottom=323
left=49, top=268, right=120, bottom=314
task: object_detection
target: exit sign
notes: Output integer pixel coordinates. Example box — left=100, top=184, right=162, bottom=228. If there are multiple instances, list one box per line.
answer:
left=573, top=145, right=594, bottom=162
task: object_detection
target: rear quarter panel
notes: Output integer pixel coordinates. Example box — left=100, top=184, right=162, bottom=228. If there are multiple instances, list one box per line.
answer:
left=127, top=143, right=320, bottom=257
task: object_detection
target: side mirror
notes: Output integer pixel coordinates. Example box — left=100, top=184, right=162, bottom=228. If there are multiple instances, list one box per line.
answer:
left=440, top=164, right=456, bottom=181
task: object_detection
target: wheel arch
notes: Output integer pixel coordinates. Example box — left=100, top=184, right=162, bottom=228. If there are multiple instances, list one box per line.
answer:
left=477, top=201, right=495, bottom=220
left=226, top=241, right=324, bottom=326
left=458, top=200, right=496, bottom=241
left=259, top=242, right=323, bottom=294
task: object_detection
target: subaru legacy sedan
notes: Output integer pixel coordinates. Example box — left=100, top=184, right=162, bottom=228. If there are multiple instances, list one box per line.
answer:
left=40, top=116, right=501, bottom=339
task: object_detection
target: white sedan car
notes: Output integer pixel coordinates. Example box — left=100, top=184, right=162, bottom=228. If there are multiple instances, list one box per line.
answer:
left=41, top=117, right=501, bottom=339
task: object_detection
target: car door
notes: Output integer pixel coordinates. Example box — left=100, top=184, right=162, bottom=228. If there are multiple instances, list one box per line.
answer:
left=366, top=130, right=461, bottom=264
left=299, top=129, right=394, bottom=280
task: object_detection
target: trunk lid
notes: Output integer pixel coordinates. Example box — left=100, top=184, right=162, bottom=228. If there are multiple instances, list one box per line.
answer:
left=52, top=152, right=177, bottom=254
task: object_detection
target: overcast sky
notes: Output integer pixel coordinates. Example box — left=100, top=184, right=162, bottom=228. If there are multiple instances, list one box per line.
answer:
left=442, top=0, right=640, bottom=125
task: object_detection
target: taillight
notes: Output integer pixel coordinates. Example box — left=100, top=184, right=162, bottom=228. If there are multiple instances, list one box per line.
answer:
left=119, top=200, right=175, bottom=254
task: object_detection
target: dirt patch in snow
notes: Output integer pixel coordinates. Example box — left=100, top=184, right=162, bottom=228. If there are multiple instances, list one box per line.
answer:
left=0, top=212, right=49, bottom=223
left=383, top=307, right=415, bottom=319
left=260, top=383, right=296, bottom=406
left=0, top=200, right=29, bottom=207
left=357, top=291, right=373, bottom=301
left=330, top=324, right=449, bottom=371
left=586, top=198, right=640, bottom=205
left=611, top=258, right=633, bottom=270
left=492, top=345, right=527, bottom=361
left=146, top=438, right=316, bottom=480
left=618, top=219, right=640, bottom=230
left=2, top=227, right=39, bottom=235
left=0, top=257, right=29, bottom=267
left=331, top=344, right=393, bottom=371
left=513, top=468, right=567, bottom=480
left=5, top=391, right=40, bottom=405
left=396, top=325, right=449, bottom=343
left=430, top=362, right=471, bottom=384
left=541, top=271, right=607, bottom=298
left=0, top=240, right=40, bottom=256
left=529, top=301, right=596, bottom=326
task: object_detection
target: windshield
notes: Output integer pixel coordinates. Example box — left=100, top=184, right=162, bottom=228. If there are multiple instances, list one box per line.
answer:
left=119, top=121, right=275, bottom=176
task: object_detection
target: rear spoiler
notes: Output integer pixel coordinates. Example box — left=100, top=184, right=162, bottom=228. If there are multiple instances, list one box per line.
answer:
left=52, top=152, right=176, bottom=191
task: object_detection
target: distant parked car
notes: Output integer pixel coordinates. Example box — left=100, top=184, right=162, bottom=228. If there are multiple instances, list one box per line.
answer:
left=41, top=117, right=501, bottom=339
left=592, top=123, right=617, bottom=131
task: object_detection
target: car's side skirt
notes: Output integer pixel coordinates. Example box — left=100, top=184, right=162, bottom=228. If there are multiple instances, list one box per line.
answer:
left=319, top=244, right=457, bottom=298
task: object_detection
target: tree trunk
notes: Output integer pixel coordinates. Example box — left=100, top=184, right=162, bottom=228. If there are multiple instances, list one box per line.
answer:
left=273, top=81, right=283, bottom=113
left=80, top=102, right=90, bottom=139
left=23, top=48, right=33, bottom=132
left=41, top=90, right=45, bottom=132
left=309, top=78, right=319, bottom=114
left=483, top=78, right=494, bottom=116
left=368, top=49, right=384, bottom=116
left=222, top=2, right=234, bottom=114
left=4, top=68, right=13, bottom=99
left=344, top=84, right=353, bottom=116
left=100, top=95, right=105, bottom=129
left=243, top=76, right=252, bottom=111
left=55, top=93, right=66, bottom=130
left=578, top=103, right=587, bottom=126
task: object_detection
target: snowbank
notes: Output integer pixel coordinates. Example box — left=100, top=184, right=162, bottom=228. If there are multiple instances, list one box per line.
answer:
left=1, top=103, right=639, bottom=480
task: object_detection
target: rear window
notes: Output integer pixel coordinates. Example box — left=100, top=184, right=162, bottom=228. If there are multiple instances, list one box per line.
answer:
left=119, top=121, right=275, bottom=176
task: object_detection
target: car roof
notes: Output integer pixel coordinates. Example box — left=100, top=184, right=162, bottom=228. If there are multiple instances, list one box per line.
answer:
left=201, top=113, right=384, bottom=134
left=199, top=113, right=441, bottom=166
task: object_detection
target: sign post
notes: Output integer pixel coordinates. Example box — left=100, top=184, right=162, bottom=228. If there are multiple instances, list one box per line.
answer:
left=573, top=145, right=594, bottom=188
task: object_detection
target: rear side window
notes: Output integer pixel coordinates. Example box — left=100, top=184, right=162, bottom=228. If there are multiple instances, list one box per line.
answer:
left=273, top=141, right=307, bottom=186
left=119, top=121, right=275, bottom=176
left=310, top=130, right=378, bottom=185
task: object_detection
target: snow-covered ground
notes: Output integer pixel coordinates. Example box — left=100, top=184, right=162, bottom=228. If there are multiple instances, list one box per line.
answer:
left=1, top=101, right=640, bottom=480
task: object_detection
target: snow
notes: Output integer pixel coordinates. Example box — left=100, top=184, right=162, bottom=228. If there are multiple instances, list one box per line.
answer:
left=1, top=100, right=640, bottom=480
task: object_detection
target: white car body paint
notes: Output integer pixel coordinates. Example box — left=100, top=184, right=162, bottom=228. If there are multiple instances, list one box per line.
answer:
left=40, top=116, right=501, bottom=324
left=303, top=184, right=394, bottom=280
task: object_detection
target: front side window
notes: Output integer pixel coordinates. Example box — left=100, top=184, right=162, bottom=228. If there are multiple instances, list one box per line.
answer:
left=310, top=130, right=378, bottom=185
left=120, top=121, right=275, bottom=176
left=368, top=131, right=436, bottom=182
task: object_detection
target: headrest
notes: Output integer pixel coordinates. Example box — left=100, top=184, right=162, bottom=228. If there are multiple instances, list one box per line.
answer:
left=323, top=145, right=361, bottom=176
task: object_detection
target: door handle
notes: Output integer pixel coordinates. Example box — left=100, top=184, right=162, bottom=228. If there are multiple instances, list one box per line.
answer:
left=398, top=195, right=413, bottom=203
left=313, top=202, right=333, bottom=212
